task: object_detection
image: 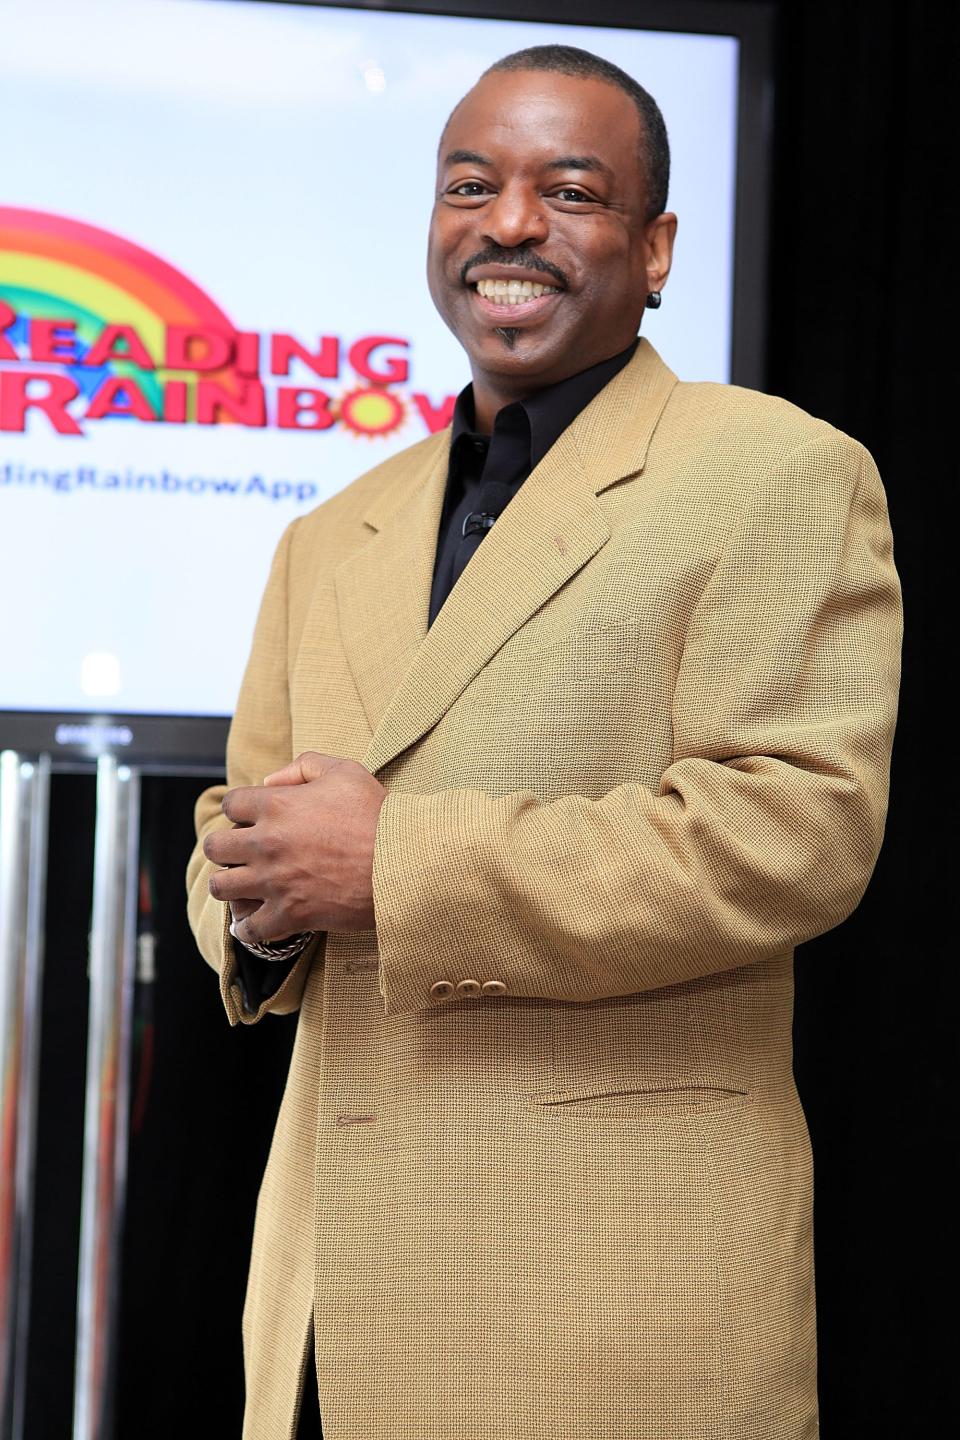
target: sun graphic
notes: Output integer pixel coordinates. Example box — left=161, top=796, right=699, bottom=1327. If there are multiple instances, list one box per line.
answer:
left=337, top=386, right=406, bottom=438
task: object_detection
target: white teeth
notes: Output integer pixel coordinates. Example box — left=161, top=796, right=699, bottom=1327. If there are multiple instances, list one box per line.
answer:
left=475, top=278, right=558, bottom=303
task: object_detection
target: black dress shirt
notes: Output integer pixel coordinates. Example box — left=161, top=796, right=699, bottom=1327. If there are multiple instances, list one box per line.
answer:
left=235, top=338, right=639, bottom=1019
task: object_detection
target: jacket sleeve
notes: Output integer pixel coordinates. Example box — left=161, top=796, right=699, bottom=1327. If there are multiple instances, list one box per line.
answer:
left=371, top=432, right=903, bottom=1016
left=185, top=516, right=323, bottom=1026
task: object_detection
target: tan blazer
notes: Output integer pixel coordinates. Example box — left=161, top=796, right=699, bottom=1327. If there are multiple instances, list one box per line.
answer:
left=187, top=339, right=902, bottom=1440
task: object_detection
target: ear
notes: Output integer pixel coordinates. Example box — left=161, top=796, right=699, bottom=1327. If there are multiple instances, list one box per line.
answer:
left=644, top=211, right=678, bottom=298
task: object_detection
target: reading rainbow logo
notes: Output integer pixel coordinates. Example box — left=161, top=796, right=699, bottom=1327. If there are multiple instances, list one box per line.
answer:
left=0, top=205, right=243, bottom=417
left=0, top=208, right=450, bottom=438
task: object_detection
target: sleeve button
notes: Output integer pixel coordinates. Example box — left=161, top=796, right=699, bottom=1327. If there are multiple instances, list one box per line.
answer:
left=481, top=980, right=507, bottom=996
left=429, top=980, right=455, bottom=999
left=454, top=978, right=482, bottom=998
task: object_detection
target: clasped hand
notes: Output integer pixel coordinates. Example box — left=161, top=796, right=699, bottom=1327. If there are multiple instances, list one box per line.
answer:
left=203, top=752, right=387, bottom=947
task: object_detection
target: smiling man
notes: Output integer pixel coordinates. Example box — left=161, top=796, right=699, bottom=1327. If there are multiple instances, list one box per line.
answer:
left=187, top=46, right=901, bottom=1440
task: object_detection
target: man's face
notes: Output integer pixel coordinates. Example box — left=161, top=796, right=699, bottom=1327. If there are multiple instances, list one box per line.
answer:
left=427, top=68, right=672, bottom=394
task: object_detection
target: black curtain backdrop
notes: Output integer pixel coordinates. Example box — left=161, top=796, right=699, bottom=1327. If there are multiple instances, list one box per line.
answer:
left=21, top=3, right=947, bottom=1436
left=765, top=3, right=947, bottom=1434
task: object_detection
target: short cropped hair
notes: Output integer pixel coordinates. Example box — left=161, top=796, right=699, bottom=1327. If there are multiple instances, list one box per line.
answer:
left=483, top=44, right=670, bottom=221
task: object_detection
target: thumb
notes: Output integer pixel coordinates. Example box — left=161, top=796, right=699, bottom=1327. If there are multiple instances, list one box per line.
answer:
left=263, top=751, right=342, bottom=786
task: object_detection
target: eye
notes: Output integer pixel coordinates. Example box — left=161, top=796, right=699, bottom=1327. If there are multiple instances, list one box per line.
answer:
left=544, top=184, right=604, bottom=210
left=444, top=179, right=494, bottom=201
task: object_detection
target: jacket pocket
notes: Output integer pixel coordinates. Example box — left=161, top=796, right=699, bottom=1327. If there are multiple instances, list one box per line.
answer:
left=463, top=620, right=645, bottom=709
left=533, top=1081, right=751, bottom=1119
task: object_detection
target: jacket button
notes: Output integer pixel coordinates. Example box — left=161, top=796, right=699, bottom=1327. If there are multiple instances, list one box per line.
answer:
left=455, top=978, right=482, bottom=998
left=429, top=980, right=455, bottom=999
left=481, top=979, right=507, bottom=996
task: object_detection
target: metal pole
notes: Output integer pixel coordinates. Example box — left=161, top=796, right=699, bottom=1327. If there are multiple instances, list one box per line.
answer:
left=73, top=758, right=139, bottom=1440
left=0, top=752, right=51, bottom=1440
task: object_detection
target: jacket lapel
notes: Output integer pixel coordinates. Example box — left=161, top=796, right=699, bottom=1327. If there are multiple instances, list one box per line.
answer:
left=335, top=338, right=678, bottom=777
left=335, top=434, right=451, bottom=744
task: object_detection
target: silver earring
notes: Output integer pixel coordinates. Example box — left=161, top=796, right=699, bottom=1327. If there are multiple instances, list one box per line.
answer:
left=645, top=291, right=662, bottom=310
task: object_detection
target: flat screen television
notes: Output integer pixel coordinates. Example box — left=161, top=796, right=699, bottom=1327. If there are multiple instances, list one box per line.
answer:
left=0, top=0, right=771, bottom=768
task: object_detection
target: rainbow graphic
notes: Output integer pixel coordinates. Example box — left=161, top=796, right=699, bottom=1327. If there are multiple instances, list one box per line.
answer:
left=0, top=206, right=239, bottom=415
left=0, top=207, right=436, bottom=439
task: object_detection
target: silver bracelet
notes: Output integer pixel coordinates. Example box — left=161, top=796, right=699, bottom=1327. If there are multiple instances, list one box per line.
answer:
left=229, top=920, right=315, bottom=962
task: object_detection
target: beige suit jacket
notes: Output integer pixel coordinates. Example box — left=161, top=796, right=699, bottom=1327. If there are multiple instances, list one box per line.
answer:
left=186, top=339, right=902, bottom=1440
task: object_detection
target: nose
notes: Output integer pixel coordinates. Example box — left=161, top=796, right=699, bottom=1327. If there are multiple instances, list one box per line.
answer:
left=480, top=180, right=549, bottom=250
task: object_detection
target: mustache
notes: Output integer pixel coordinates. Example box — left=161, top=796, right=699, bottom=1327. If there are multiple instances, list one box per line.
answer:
left=459, top=247, right=569, bottom=289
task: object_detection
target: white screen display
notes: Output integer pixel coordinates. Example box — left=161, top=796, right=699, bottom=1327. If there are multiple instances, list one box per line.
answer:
left=0, top=0, right=738, bottom=720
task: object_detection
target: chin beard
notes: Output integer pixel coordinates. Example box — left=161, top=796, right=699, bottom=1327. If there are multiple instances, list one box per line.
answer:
left=494, top=327, right=520, bottom=349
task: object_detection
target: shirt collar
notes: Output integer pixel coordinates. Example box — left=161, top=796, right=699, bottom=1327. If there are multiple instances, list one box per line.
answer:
left=450, top=336, right=639, bottom=469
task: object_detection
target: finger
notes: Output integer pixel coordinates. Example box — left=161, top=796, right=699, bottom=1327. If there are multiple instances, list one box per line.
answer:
left=233, top=903, right=292, bottom=948
left=229, top=897, right=261, bottom=922
left=263, top=751, right=342, bottom=786
left=221, top=786, right=265, bottom=824
left=261, top=759, right=304, bottom=787
left=209, top=865, right=263, bottom=902
left=203, top=825, right=254, bottom=866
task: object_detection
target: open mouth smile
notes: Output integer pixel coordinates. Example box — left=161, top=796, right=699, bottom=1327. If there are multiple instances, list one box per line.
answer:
left=467, top=277, right=562, bottom=322
left=474, top=278, right=559, bottom=302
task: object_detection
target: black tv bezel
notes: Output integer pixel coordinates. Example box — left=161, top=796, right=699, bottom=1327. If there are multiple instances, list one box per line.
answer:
left=1, top=0, right=773, bottom=772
